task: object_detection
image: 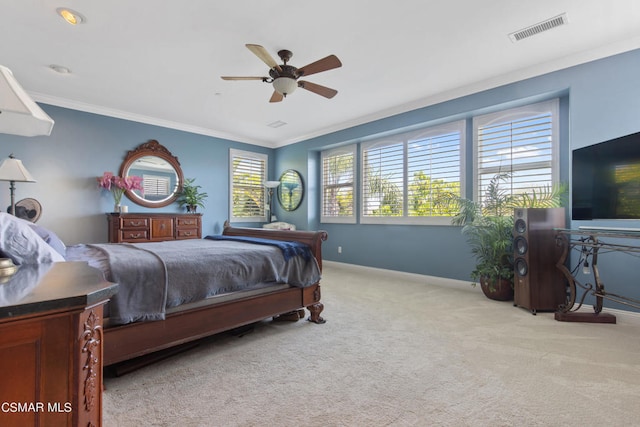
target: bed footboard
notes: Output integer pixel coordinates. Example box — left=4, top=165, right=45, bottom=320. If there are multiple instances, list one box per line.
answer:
left=222, top=221, right=328, bottom=271
left=224, top=221, right=328, bottom=324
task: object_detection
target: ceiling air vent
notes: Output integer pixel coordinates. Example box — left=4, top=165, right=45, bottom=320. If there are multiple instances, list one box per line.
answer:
left=509, top=13, right=568, bottom=42
left=267, top=120, right=287, bottom=128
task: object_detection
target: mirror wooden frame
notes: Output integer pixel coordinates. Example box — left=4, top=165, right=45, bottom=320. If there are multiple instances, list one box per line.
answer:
left=119, top=140, right=183, bottom=208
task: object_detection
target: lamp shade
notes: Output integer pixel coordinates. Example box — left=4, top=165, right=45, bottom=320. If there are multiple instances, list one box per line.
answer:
left=272, top=77, right=297, bottom=96
left=0, top=65, right=55, bottom=137
left=264, top=180, right=281, bottom=188
left=0, top=155, right=36, bottom=183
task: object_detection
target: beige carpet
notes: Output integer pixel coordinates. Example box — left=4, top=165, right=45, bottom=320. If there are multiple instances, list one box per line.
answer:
left=103, top=262, right=640, bottom=426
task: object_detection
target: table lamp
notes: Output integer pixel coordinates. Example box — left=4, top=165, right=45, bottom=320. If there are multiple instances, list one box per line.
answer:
left=0, top=154, right=36, bottom=215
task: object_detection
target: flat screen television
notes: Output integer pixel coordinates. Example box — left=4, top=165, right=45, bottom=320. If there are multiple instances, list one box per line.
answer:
left=572, top=131, right=640, bottom=220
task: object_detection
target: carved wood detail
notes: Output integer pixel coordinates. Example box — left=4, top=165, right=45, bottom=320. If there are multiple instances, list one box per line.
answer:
left=119, top=139, right=184, bottom=208
left=81, top=310, right=102, bottom=412
left=307, top=302, right=325, bottom=324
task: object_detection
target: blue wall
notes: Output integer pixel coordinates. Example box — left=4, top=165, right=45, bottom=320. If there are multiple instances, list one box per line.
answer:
left=275, top=48, right=640, bottom=312
left=0, top=106, right=273, bottom=244
left=2, top=48, right=640, bottom=312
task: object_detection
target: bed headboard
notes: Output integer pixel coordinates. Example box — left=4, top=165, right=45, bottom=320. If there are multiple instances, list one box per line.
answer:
left=222, top=221, right=328, bottom=271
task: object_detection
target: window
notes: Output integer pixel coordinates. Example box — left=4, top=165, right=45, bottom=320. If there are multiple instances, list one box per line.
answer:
left=229, top=149, right=267, bottom=222
left=361, top=121, right=465, bottom=225
left=321, top=145, right=356, bottom=223
left=473, top=99, right=559, bottom=206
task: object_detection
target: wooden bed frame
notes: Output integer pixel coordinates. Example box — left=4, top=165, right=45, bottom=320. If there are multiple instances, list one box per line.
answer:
left=103, top=222, right=328, bottom=367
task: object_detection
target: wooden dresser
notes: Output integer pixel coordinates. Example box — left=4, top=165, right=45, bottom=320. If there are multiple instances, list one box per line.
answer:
left=107, top=212, right=202, bottom=243
left=0, top=262, right=117, bottom=427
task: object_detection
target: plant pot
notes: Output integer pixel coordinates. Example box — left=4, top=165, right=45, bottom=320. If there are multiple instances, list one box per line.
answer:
left=479, top=276, right=514, bottom=301
left=186, top=205, right=197, bottom=213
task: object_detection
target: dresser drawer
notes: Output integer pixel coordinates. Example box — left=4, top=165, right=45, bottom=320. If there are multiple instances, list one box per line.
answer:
left=177, top=217, right=199, bottom=228
left=176, top=228, right=199, bottom=239
left=121, top=217, right=149, bottom=229
left=120, top=230, right=148, bottom=241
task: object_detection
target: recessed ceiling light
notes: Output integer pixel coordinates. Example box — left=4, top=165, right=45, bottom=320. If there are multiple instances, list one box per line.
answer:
left=49, top=64, right=71, bottom=74
left=56, top=7, right=86, bottom=25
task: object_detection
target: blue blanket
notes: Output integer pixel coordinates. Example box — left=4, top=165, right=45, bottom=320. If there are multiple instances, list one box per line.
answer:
left=205, top=235, right=312, bottom=261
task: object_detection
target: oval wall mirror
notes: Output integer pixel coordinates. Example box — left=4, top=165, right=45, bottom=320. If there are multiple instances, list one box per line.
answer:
left=119, top=140, right=183, bottom=208
left=277, top=169, right=304, bottom=211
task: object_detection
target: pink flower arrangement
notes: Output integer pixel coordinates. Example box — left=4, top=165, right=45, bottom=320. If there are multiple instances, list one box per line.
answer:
left=97, top=172, right=144, bottom=205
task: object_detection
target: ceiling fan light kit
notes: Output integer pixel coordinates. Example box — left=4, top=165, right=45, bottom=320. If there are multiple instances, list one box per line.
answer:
left=221, top=44, right=342, bottom=103
left=272, top=77, right=297, bottom=96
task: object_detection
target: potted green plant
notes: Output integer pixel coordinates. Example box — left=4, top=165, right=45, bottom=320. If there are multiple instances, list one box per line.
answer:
left=450, top=173, right=566, bottom=300
left=177, top=178, right=208, bottom=213
left=460, top=215, right=515, bottom=300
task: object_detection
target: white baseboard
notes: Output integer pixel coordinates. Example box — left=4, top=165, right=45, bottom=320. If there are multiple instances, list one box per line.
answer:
left=323, top=260, right=640, bottom=322
left=323, top=260, right=478, bottom=292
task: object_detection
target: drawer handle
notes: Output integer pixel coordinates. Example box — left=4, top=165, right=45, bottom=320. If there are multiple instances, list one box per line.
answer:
left=184, top=220, right=194, bottom=225
left=128, top=233, right=142, bottom=238
left=183, top=232, right=192, bottom=236
left=130, top=221, right=143, bottom=226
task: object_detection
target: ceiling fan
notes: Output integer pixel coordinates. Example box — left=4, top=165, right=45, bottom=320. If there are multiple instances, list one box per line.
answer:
left=221, top=44, right=342, bottom=103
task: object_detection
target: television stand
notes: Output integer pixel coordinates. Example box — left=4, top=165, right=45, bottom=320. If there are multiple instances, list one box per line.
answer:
left=554, top=228, right=640, bottom=323
left=578, top=225, right=640, bottom=233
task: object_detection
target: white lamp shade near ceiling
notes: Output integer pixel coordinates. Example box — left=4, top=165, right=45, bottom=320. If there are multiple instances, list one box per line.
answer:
left=264, top=180, right=281, bottom=188
left=0, top=65, right=55, bottom=137
left=272, top=77, right=297, bottom=96
left=0, top=156, right=36, bottom=182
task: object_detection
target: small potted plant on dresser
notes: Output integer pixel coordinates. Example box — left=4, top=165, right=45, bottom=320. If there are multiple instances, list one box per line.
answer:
left=449, top=172, right=566, bottom=301
left=177, top=178, right=208, bottom=213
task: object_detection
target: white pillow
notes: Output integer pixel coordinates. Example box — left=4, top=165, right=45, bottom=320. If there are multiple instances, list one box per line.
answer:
left=28, top=223, right=67, bottom=258
left=0, top=213, right=65, bottom=264
left=263, top=221, right=296, bottom=230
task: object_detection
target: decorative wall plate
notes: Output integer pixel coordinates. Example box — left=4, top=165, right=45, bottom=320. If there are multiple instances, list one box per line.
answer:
left=14, top=198, right=42, bottom=222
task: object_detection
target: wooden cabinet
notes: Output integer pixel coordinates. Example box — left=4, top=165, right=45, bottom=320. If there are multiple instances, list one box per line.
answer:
left=0, top=262, right=117, bottom=427
left=107, top=212, right=202, bottom=243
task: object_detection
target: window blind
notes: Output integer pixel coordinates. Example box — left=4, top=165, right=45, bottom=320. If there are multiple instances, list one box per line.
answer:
left=360, top=120, right=464, bottom=223
left=321, top=146, right=355, bottom=221
left=407, top=131, right=462, bottom=216
left=362, top=140, right=404, bottom=217
left=474, top=99, right=558, bottom=206
left=230, top=150, right=266, bottom=220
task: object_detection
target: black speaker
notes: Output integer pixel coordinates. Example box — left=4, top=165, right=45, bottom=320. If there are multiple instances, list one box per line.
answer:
left=513, top=208, right=566, bottom=314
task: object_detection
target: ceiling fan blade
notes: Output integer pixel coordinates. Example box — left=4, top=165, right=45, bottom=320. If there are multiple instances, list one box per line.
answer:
left=220, top=76, right=267, bottom=80
left=269, top=91, right=284, bottom=103
left=246, top=44, right=282, bottom=72
left=297, top=55, right=342, bottom=77
left=298, top=81, right=338, bottom=99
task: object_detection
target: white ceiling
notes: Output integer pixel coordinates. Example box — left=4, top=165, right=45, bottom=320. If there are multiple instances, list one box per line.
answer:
left=3, top=1, right=640, bottom=148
